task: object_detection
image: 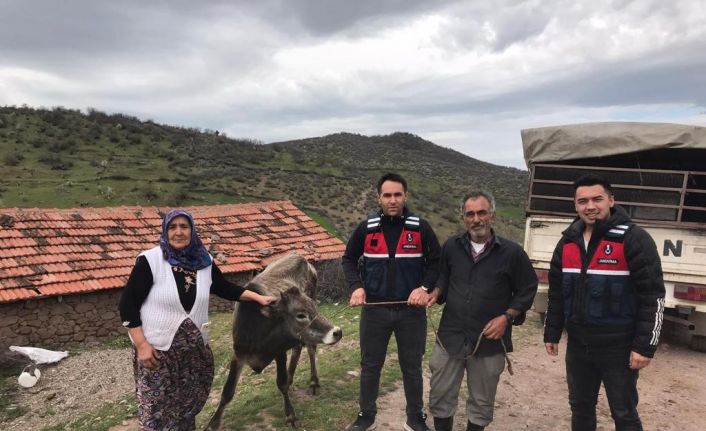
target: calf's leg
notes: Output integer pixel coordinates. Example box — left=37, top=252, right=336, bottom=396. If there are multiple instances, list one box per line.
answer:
left=306, top=344, right=320, bottom=395
left=287, top=344, right=303, bottom=387
left=276, top=352, right=298, bottom=427
left=204, top=357, right=244, bottom=430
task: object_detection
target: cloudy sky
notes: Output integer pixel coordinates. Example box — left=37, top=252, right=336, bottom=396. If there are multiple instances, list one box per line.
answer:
left=2, top=0, right=705, bottom=168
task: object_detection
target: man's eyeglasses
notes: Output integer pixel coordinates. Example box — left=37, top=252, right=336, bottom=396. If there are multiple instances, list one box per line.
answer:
left=463, top=210, right=491, bottom=219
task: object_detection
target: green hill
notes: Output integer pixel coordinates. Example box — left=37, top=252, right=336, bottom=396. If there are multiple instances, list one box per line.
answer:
left=0, top=106, right=528, bottom=242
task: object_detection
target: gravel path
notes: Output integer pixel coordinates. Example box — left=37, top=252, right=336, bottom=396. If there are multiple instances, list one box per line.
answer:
left=3, top=349, right=134, bottom=431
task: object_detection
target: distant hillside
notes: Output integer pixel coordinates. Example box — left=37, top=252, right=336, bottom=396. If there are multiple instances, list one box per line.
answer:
left=0, top=106, right=529, bottom=242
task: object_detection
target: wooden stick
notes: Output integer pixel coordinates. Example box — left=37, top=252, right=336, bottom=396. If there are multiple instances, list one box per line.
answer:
left=361, top=301, right=409, bottom=306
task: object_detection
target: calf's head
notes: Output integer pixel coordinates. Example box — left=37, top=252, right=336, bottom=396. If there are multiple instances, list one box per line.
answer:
left=261, top=286, right=342, bottom=345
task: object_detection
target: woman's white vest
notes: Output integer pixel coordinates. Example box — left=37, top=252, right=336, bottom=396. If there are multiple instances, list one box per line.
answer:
left=138, top=246, right=212, bottom=350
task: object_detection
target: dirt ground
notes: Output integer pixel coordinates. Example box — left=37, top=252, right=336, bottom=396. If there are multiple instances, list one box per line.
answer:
left=2, top=316, right=705, bottom=430
left=375, top=317, right=706, bottom=431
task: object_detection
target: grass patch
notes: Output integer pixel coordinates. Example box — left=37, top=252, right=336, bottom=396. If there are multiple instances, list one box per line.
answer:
left=496, top=206, right=525, bottom=221
left=196, top=303, right=444, bottom=430
left=303, top=208, right=342, bottom=239
left=185, top=192, right=257, bottom=205
left=99, top=334, right=133, bottom=350
left=0, top=368, right=27, bottom=422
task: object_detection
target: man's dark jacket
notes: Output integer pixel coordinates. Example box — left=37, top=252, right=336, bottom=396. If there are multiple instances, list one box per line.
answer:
left=435, top=231, right=538, bottom=356
left=341, top=207, right=441, bottom=302
left=543, top=205, right=666, bottom=358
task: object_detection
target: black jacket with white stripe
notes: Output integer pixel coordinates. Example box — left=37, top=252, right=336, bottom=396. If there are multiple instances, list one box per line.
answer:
left=543, top=205, right=666, bottom=358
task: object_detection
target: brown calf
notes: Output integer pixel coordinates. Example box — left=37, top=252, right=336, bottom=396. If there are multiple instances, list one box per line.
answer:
left=205, top=254, right=342, bottom=429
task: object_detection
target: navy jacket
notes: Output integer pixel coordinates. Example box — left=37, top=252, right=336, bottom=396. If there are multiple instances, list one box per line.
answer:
left=543, top=206, right=666, bottom=358
left=341, top=207, right=440, bottom=302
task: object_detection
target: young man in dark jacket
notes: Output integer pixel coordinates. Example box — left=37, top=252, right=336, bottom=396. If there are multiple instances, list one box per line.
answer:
left=428, top=191, right=537, bottom=431
left=342, top=173, right=441, bottom=431
left=544, top=174, right=666, bottom=431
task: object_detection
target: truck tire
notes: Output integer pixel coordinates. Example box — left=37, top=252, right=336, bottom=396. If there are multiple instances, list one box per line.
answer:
left=690, top=335, right=706, bottom=353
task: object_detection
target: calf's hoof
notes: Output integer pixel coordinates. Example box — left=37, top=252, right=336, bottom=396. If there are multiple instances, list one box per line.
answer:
left=203, top=415, right=221, bottom=431
left=286, top=414, right=299, bottom=428
left=308, top=382, right=320, bottom=395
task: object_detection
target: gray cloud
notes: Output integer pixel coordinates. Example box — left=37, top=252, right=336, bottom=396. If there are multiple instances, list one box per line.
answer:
left=238, top=0, right=460, bottom=36
left=1, top=0, right=705, bottom=168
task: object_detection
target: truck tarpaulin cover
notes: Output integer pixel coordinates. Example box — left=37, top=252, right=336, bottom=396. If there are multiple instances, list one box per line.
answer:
left=521, top=122, right=706, bottom=168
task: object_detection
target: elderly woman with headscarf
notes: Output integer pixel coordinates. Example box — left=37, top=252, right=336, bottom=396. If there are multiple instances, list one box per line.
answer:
left=119, top=209, right=274, bottom=431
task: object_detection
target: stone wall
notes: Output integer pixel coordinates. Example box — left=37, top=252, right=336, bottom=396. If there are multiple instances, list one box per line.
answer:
left=210, top=272, right=252, bottom=312
left=0, top=290, right=125, bottom=355
left=311, top=258, right=347, bottom=301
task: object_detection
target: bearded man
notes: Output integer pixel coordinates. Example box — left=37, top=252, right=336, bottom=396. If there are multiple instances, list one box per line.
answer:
left=428, top=191, right=538, bottom=431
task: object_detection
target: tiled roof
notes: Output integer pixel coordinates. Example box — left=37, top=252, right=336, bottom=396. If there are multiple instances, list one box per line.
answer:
left=0, top=201, right=345, bottom=304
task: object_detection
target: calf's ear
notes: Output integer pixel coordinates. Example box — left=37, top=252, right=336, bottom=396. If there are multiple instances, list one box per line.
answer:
left=283, top=285, right=301, bottom=297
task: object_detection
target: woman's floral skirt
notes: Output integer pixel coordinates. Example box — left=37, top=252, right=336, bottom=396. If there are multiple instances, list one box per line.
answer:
left=133, top=318, right=214, bottom=431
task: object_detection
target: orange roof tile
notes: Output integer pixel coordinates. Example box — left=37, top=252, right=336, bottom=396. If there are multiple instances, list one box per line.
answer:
left=0, top=201, right=345, bottom=304
left=0, top=288, right=39, bottom=302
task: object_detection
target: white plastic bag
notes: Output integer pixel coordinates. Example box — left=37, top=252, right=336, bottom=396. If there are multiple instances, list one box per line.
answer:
left=9, top=346, right=69, bottom=364
left=18, top=365, right=41, bottom=388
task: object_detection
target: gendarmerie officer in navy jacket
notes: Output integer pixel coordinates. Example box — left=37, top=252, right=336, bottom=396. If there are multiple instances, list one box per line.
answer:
left=342, top=173, right=441, bottom=431
left=544, top=174, right=666, bottom=431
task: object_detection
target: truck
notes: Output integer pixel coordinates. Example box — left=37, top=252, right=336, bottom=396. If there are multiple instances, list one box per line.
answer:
left=521, top=122, right=706, bottom=351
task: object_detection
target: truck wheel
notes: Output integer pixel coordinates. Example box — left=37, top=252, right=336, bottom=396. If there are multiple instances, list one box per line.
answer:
left=690, top=335, right=706, bottom=353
